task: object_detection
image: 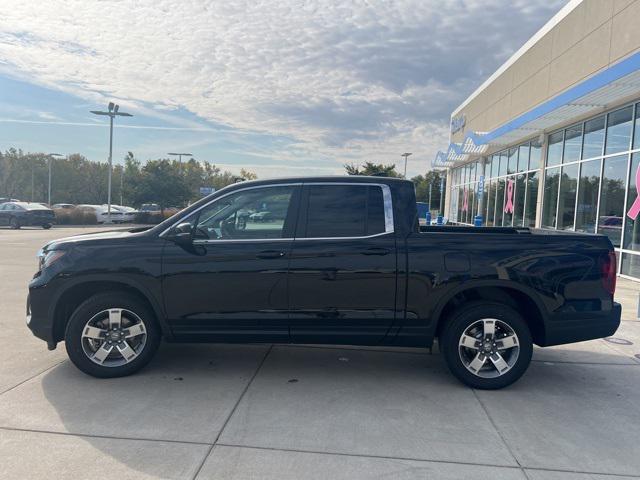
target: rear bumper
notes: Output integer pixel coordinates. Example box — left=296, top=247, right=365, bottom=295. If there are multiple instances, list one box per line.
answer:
left=23, top=215, right=55, bottom=226
left=542, top=302, right=622, bottom=347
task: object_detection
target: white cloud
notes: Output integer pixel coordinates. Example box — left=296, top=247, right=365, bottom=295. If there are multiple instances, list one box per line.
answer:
left=0, top=0, right=564, bottom=177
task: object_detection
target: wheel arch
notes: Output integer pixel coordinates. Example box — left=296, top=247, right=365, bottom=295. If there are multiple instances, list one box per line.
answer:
left=433, top=282, right=548, bottom=346
left=51, top=278, right=170, bottom=343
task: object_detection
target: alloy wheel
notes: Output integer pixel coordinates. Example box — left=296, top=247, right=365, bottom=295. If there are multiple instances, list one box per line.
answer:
left=458, top=318, right=520, bottom=379
left=81, top=308, right=147, bottom=367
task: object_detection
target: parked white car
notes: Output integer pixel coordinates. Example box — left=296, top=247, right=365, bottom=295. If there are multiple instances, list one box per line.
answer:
left=76, top=205, right=125, bottom=223
left=107, top=205, right=138, bottom=223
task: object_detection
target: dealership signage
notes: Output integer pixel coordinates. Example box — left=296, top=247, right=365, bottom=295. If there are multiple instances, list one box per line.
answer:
left=477, top=175, right=485, bottom=195
left=450, top=114, right=466, bottom=134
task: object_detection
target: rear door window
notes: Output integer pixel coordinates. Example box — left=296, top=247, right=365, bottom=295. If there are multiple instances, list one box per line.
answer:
left=301, top=184, right=387, bottom=238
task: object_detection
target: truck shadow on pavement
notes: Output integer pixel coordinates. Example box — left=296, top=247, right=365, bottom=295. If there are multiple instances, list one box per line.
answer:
left=30, top=341, right=640, bottom=478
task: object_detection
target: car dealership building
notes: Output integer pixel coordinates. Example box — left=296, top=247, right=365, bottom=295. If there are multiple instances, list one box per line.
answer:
left=435, top=0, right=640, bottom=281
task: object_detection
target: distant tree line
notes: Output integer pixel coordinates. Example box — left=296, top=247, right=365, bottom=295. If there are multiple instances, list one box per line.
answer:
left=345, top=161, right=444, bottom=210
left=0, top=149, right=257, bottom=211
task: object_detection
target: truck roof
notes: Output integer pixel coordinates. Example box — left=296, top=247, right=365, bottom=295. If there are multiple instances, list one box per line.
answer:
left=231, top=175, right=413, bottom=187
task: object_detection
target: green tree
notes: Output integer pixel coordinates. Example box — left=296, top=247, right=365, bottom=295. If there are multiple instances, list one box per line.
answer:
left=132, top=159, right=191, bottom=213
left=0, top=148, right=257, bottom=207
left=411, top=170, right=444, bottom=210
left=344, top=162, right=400, bottom=177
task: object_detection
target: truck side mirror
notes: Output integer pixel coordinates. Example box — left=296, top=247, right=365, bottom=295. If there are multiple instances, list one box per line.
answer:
left=168, top=222, right=194, bottom=245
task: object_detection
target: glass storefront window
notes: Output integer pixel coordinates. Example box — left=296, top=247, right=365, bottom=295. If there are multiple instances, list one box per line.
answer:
left=542, top=167, right=560, bottom=228
left=514, top=174, right=526, bottom=227
left=582, top=116, right=605, bottom=160
left=623, top=153, right=640, bottom=250
left=481, top=183, right=488, bottom=226
left=621, top=252, right=640, bottom=278
left=547, top=131, right=563, bottom=167
left=605, top=106, right=633, bottom=155
left=530, top=139, right=542, bottom=169
left=470, top=189, right=476, bottom=223
left=524, top=171, right=538, bottom=227
left=495, top=179, right=505, bottom=226
left=492, top=155, right=499, bottom=178
left=563, top=124, right=582, bottom=163
left=486, top=180, right=495, bottom=226
left=498, top=152, right=508, bottom=176
left=634, top=104, right=640, bottom=149
left=557, top=163, right=579, bottom=230
left=507, top=148, right=517, bottom=174
left=518, top=143, right=530, bottom=172
left=598, top=154, right=628, bottom=247
left=575, top=159, right=601, bottom=233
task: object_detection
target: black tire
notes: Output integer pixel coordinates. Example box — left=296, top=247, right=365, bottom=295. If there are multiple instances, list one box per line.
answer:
left=440, top=301, right=533, bottom=390
left=9, top=217, right=20, bottom=229
left=64, top=292, right=161, bottom=378
left=42, top=223, right=52, bottom=229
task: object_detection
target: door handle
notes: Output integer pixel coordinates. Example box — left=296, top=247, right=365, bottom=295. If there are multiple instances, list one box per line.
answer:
left=361, top=247, right=391, bottom=256
left=256, top=250, right=285, bottom=259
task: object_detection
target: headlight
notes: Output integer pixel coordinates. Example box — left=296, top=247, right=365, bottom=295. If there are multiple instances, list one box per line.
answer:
left=37, top=250, right=66, bottom=271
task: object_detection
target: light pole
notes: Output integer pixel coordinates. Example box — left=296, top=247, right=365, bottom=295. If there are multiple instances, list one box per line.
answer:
left=91, top=103, right=133, bottom=223
left=401, top=152, right=412, bottom=178
left=168, top=152, right=193, bottom=163
left=47, top=153, right=64, bottom=206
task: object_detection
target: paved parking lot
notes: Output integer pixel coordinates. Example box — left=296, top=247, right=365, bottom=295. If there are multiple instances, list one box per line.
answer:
left=1, top=226, right=640, bottom=479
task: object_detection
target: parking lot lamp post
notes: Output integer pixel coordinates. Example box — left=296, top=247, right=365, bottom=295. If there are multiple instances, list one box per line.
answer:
left=90, top=103, right=133, bottom=223
left=47, top=153, right=64, bottom=206
left=401, top=152, right=412, bottom=179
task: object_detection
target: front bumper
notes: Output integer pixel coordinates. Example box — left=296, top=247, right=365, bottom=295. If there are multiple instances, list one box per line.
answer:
left=26, top=284, right=58, bottom=350
left=543, top=302, right=622, bottom=346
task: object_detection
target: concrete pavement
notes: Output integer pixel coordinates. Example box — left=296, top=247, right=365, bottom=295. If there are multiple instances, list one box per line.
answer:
left=1, top=226, right=639, bottom=479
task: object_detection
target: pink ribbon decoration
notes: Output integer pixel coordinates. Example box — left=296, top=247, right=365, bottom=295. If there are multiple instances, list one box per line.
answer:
left=462, top=187, right=468, bottom=213
left=627, top=163, right=640, bottom=220
left=504, top=179, right=514, bottom=214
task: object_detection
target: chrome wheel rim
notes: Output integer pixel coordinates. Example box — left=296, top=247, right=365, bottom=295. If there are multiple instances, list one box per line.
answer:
left=81, top=308, right=147, bottom=367
left=458, top=318, right=520, bottom=379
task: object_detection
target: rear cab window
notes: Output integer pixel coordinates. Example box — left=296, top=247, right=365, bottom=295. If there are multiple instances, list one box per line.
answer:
left=298, top=184, right=391, bottom=238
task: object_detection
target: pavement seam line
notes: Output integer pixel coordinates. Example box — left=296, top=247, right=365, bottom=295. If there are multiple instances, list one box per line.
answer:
left=471, top=388, right=528, bottom=478
left=215, top=442, right=524, bottom=471
left=598, top=338, right=640, bottom=365
left=216, top=442, right=640, bottom=477
left=191, top=344, right=274, bottom=480
left=0, top=425, right=212, bottom=446
left=0, top=359, right=65, bottom=397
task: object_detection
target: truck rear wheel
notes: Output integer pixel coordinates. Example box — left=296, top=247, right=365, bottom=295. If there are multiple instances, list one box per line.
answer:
left=440, top=302, right=533, bottom=389
left=64, top=292, right=161, bottom=378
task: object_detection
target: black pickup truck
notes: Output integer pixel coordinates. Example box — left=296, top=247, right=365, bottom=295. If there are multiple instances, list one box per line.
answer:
left=27, top=176, right=621, bottom=389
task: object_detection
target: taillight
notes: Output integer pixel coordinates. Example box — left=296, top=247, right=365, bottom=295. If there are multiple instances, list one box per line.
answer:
left=601, top=251, right=617, bottom=295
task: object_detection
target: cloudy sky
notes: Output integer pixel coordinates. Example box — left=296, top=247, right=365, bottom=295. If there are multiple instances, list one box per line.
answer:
left=0, top=0, right=565, bottom=178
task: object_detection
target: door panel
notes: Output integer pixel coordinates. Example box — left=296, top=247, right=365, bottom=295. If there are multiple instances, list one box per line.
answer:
left=288, top=183, right=398, bottom=344
left=162, top=240, right=291, bottom=342
left=288, top=235, right=397, bottom=344
left=161, top=184, right=300, bottom=342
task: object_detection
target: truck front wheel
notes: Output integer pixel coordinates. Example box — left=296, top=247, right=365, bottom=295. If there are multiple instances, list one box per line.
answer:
left=64, top=292, right=161, bottom=378
left=440, top=302, right=533, bottom=389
